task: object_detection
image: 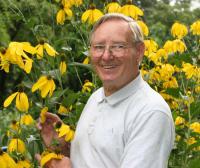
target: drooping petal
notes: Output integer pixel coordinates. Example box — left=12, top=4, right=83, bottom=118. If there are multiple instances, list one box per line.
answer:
left=40, top=80, right=52, bottom=98
left=24, top=59, right=33, bottom=74
left=35, top=44, right=44, bottom=59
left=3, top=92, right=18, bottom=107
left=19, top=92, right=29, bottom=112
left=56, top=9, right=66, bottom=25
left=32, top=76, right=48, bottom=92
left=44, top=43, right=58, bottom=57
left=40, top=153, right=64, bottom=167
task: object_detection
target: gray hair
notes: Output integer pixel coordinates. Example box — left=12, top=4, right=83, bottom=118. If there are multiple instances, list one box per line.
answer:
left=89, top=13, right=144, bottom=45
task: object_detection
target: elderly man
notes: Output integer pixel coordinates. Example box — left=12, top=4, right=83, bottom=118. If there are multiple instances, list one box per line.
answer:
left=37, top=13, right=175, bottom=168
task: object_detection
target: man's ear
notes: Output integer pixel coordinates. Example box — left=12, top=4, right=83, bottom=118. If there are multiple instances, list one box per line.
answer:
left=136, top=42, right=145, bottom=62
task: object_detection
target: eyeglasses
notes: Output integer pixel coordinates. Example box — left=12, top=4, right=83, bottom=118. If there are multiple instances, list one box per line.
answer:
left=90, top=43, right=132, bottom=58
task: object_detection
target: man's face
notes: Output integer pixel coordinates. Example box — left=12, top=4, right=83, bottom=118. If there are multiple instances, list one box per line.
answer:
left=90, top=20, right=141, bottom=90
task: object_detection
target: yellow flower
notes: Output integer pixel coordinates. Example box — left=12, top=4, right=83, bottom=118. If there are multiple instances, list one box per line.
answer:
left=72, top=0, right=83, bottom=7
left=175, top=116, right=185, bottom=126
left=82, top=5, right=103, bottom=25
left=8, top=138, right=26, bottom=154
left=40, top=152, right=64, bottom=167
left=6, top=42, right=34, bottom=73
left=35, top=40, right=58, bottom=59
left=172, top=39, right=187, bottom=54
left=0, top=48, right=10, bottom=73
left=120, top=3, right=143, bottom=20
left=82, top=80, right=95, bottom=93
left=182, top=62, right=197, bottom=79
left=187, top=137, right=197, bottom=145
left=4, top=91, right=29, bottom=112
left=59, top=61, right=67, bottom=75
left=105, top=2, right=121, bottom=13
left=32, top=75, right=56, bottom=98
left=190, top=20, right=200, bottom=35
left=163, top=40, right=174, bottom=54
left=55, top=122, right=70, bottom=138
left=0, top=151, right=17, bottom=168
left=144, top=39, right=158, bottom=56
left=83, top=56, right=90, bottom=64
left=163, top=77, right=178, bottom=89
left=156, top=48, right=168, bottom=60
left=40, top=107, right=48, bottom=123
left=58, top=105, right=72, bottom=114
left=56, top=6, right=73, bottom=25
left=20, top=114, right=34, bottom=125
left=56, top=9, right=66, bottom=25
left=65, top=129, right=74, bottom=142
left=171, top=22, right=188, bottom=39
left=137, top=20, right=149, bottom=36
left=16, top=160, right=31, bottom=168
left=190, top=122, right=200, bottom=134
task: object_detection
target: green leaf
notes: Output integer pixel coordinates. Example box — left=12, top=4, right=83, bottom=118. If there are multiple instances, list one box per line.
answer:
left=165, top=88, right=181, bottom=98
left=190, top=101, right=200, bottom=118
left=188, top=158, right=200, bottom=168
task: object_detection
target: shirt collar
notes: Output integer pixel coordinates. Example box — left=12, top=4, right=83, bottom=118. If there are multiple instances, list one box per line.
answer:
left=96, top=73, right=145, bottom=106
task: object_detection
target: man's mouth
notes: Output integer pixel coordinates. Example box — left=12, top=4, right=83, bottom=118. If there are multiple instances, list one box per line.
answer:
left=101, top=64, right=118, bottom=69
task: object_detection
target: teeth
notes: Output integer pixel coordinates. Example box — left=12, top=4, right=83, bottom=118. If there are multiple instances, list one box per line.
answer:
left=102, top=65, right=116, bottom=69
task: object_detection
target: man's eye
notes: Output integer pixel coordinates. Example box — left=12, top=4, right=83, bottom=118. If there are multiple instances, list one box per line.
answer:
left=94, top=45, right=105, bottom=50
left=112, top=45, right=125, bottom=49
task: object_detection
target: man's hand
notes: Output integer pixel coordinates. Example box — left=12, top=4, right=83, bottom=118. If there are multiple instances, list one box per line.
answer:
left=37, top=112, right=70, bottom=156
left=35, top=154, right=72, bottom=168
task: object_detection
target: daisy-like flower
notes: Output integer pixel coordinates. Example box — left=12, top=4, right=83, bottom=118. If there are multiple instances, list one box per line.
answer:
left=120, top=1, right=143, bottom=20
left=172, top=39, right=187, bottom=54
left=35, top=40, right=58, bottom=59
left=40, top=151, right=64, bottom=167
left=56, top=1, right=73, bottom=25
left=59, top=61, right=67, bottom=75
left=163, top=40, right=174, bottom=54
left=4, top=91, right=29, bottom=112
left=81, top=4, right=103, bottom=25
left=6, top=42, right=35, bottom=73
left=163, top=76, right=178, bottom=89
left=58, top=105, right=72, bottom=115
left=190, top=20, right=200, bottom=35
left=190, top=122, right=200, bottom=134
left=32, top=75, right=56, bottom=98
left=144, top=39, right=158, bottom=56
left=105, top=1, right=121, bottom=13
left=82, top=80, right=95, bottom=93
left=182, top=62, right=197, bottom=79
left=0, top=150, right=17, bottom=168
left=20, top=114, right=34, bottom=125
left=137, top=20, right=149, bottom=37
left=171, top=22, right=188, bottom=39
left=8, top=138, right=26, bottom=154
left=55, top=121, right=70, bottom=138
left=175, top=116, right=185, bottom=126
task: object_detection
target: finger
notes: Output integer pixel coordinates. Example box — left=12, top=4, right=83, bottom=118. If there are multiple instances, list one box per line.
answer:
left=45, top=112, right=61, bottom=123
left=35, top=153, right=41, bottom=164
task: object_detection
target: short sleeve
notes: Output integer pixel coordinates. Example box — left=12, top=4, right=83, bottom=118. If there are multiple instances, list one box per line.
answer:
left=120, top=111, right=175, bottom=168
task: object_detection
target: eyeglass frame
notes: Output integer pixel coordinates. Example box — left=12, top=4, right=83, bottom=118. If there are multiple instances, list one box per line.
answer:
left=89, top=42, right=134, bottom=58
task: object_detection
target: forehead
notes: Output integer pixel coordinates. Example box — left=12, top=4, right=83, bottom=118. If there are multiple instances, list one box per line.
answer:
left=91, top=20, right=131, bottom=43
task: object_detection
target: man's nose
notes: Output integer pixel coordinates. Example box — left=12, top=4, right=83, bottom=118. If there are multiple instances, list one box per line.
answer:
left=102, top=46, right=113, bottom=60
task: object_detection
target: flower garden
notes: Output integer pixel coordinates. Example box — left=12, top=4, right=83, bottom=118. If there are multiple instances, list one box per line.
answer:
left=0, top=0, right=199, bottom=167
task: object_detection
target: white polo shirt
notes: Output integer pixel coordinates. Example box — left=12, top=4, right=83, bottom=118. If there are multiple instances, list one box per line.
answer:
left=70, top=74, right=175, bottom=168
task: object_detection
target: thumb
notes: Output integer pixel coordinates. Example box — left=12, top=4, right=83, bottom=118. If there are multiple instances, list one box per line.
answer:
left=35, top=153, right=41, bottom=164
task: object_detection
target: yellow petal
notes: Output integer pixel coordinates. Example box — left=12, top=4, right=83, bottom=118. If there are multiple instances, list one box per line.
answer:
left=24, top=59, right=33, bottom=74
left=35, top=44, right=44, bottom=59
left=18, top=92, right=29, bottom=112
left=32, top=76, right=48, bottom=92
left=56, top=9, right=66, bottom=25
left=81, top=10, right=91, bottom=23
left=44, top=43, right=58, bottom=57
left=49, top=79, right=56, bottom=97
left=40, top=80, right=52, bottom=98
left=40, top=153, right=64, bottom=167
left=3, top=92, right=18, bottom=107
left=22, top=42, right=36, bottom=54
left=65, top=129, right=74, bottom=142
